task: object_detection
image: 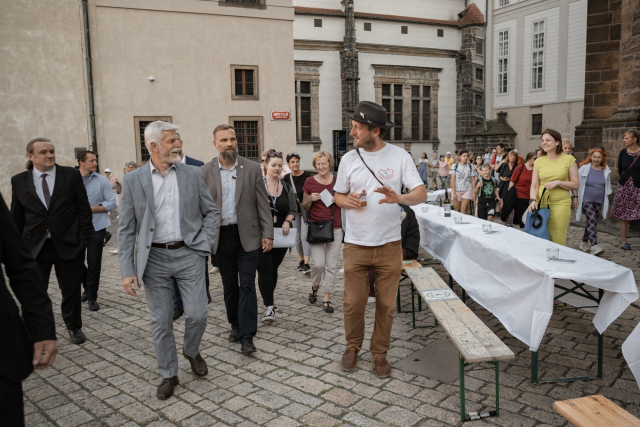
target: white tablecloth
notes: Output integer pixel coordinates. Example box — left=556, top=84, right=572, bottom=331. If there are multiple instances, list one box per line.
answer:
left=412, top=205, right=638, bottom=352
left=622, top=323, right=640, bottom=389
left=426, top=189, right=452, bottom=203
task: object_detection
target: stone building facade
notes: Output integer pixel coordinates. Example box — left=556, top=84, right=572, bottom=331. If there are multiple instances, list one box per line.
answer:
left=463, top=111, right=517, bottom=153
left=574, top=0, right=640, bottom=181
left=1, top=0, right=296, bottom=199
left=292, top=0, right=485, bottom=170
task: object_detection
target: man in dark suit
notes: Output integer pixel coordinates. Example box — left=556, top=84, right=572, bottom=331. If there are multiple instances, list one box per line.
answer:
left=11, top=138, right=93, bottom=344
left=201, top=124, right=273, bottom=354
left=172, top=135, right=211, bottom=321
left=0, top=192, right=58, bottom=426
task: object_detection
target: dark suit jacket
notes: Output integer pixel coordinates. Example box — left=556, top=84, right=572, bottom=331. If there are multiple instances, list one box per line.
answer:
left=0, top=193, right=56, bottom=384
left=400, top=204, right=420, bottom=260
left=201, top=156, right=273, bottom=253
left=11, top=165, right=93, bottom=259
left=185, top=156, right=204, bottom=167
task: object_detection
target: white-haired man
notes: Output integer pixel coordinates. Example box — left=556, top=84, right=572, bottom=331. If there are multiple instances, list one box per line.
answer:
left=117, top=121, right=219, bottom=399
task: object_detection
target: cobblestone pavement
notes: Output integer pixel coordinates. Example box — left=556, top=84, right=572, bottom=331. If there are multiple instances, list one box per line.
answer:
left=24, top=221, right=640, bottom=427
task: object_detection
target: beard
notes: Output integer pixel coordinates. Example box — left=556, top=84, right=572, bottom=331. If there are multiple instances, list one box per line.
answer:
left=354, top=132, right=376, bottom=151
left=162, top=147, right=182, bottom=164
left=220, top=149, right=237, bottom=163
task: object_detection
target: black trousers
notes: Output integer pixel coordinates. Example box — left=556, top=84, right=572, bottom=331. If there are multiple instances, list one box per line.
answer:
left=215, top=227, right=259, bottom=341
left=81, top=227, right=106, bottom=301
left=257, top=247, right=287, bottom=307
left=37, top=239, right=84, bottom=330
left=514, top=198, right=530, bottom=229
left=0, top=376, right=24, bottom=427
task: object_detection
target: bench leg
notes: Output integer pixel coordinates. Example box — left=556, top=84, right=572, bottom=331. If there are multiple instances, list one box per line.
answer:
left=598, top=332, right=603, bottom=379
left=459, top=354, right=466, bottom=422
left=411, top=283, right=416, bottom=329
left=531, top=351, right=539, bottom=384
left=449, top=273, right=453, bottom=289
left=462, top=289, right=466, bottom=303
left=396, top=287, right=401, bottom=313
left=495, top=361, right=500, bottom=416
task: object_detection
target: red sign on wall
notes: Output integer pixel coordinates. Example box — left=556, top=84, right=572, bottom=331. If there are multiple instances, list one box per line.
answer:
left=271, top=111, right=291, bottom=121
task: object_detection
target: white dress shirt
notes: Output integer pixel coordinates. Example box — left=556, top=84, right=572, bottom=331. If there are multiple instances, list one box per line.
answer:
left=219, top=160, right=238, bottom=226
left=149, top=161, right=183, bottom=243
left=32, top=165, right=56, bottom=209
left=33, top=166, right=56, bottom=238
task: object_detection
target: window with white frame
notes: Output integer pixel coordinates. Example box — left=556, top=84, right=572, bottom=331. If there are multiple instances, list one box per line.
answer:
left=499, top=0, right=510, bottom=6
left=531, top=20, right=545, bottom=90
left=498, top=30, right=509, bottom=94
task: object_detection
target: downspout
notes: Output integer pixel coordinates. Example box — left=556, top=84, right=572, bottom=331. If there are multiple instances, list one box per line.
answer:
left=482, top=0, right=489, bottom=149
left=82, top=0, right=97, bottom=154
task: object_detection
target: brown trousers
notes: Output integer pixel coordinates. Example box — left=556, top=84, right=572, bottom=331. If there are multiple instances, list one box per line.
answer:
left=343, top=240, right=402, bottom=357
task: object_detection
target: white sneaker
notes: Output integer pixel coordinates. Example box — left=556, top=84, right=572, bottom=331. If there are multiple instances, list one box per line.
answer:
left=109, top=249, right=118, bottom=254
left=209, top=266, right=219, bottom=274
left=339, top=268, right=344, bottom=274
left=591, top=245, right=604, bottom=256
left=579, top=241, right=590, bottom=252
left=368, top=296, right=376, bottom=303
left=262, top=307, right=275, bottom=322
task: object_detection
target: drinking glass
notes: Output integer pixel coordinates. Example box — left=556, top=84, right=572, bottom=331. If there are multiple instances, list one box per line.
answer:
left=454, top=216, right=462, bottom=224
left=422, top=206, right=429, bottom=213
left=547, top=247, right=559, bottom=260
left=482, top=224, right=491, bottom=233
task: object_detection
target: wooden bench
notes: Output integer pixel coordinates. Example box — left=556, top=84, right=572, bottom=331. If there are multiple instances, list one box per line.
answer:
left=406, top=267, right=515, bottom=422
left=397, top=260, right=424, bottom=322
left=554, top=395, right=640, bottom=427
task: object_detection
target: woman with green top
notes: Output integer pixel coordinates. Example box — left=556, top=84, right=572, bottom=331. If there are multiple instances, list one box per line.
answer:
left=528, top=129, right=579, bottom=245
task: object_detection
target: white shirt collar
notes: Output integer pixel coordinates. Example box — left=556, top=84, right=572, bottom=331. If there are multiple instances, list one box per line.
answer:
left=149, top=160, right=176, bottom=174
left=180, top=154, right=187, bottom=164
left=33, top=165, right=56, bottom=179
left=219, top=159, right=238, bottom=170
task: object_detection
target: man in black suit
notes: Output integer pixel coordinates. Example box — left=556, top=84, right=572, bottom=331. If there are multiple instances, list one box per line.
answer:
left=172, top=135, right=211, bottom=321
left=11, top=138, right=93, bottom=344
left=0, top=192, right=58, bottom=426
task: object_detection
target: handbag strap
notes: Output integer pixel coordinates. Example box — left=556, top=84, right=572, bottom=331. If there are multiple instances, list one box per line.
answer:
left=356, top=148, right=386, bottom=187
left=288, top=173, right=302, bottom=209
left=513, top=163, right=524, bottom=185
left=622, top=152, right=640, bottom=176
left=330, top=176, right=335, bottom=220
left=537, top=187, right=551, bottom=209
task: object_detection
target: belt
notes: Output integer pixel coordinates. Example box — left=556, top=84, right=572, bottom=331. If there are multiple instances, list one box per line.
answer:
left=220, top=224, right=239, bottom=232
left=151, top=241, right=186, bottom=250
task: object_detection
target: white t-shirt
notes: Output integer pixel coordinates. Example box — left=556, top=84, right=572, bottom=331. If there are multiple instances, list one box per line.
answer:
left=335, top=144, right=424, bottom=246
left=483, top=154, right=492, bottom=165
left=449, top=162, right=478, bottom=192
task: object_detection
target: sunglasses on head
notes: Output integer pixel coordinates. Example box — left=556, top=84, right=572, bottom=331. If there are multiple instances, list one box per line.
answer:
left=267, top=150, right=283, bottom=159
left=286, top=152, right=300, bottom=160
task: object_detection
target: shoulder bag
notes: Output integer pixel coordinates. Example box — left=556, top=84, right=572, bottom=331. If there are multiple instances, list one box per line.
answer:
left=288, top=173, right=309, bottom=222
left=500, top=164, right=523, bottom=222
left=307, top=176, right=336, bottom=244
left=524, top=188, right=551, bottom=241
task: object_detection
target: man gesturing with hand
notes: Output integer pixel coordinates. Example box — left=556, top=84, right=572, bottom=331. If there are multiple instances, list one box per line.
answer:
left=334, top=101, right=426, bottom=379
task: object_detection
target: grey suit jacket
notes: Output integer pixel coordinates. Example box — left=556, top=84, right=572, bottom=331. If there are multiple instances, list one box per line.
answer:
left=117, top=162, right=220, bottom=283
left=201, top=156, right=273, bottom=253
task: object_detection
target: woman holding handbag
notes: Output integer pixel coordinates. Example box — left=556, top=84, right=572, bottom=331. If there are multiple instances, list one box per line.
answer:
left=528, top=129, right=579, bottom=245
left=284, top=153, right=312, bottom=273
left=302, top=151, right=343, bottom=314
left=507, top=152, right=535, bottom=228
left=257, top=151, right=297, bottom=322
left=610, top=129, right=640, bottom=250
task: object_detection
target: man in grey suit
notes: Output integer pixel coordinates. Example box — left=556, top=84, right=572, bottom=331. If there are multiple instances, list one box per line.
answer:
left=201, top=124, right=273, bottom=354
left=117, top=121, right=219, bottom=400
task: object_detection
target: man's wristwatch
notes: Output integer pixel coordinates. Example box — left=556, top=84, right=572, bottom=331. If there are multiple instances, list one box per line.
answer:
left=285, top=219, right=292, bottom=226
left=496, top=198, right=501, bottom=202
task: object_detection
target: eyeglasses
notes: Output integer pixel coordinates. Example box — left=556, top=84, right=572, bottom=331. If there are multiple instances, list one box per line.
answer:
left=267, top=150, right=283, bottom=159
left=286, top=152, right=300, bottom=161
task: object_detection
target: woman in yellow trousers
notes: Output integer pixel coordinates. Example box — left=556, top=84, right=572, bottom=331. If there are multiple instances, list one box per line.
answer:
left=528, top=129, right=579, bottom=245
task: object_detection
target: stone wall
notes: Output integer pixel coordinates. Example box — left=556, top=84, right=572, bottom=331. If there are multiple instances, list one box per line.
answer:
left=455, top=27, right=485, bottom=143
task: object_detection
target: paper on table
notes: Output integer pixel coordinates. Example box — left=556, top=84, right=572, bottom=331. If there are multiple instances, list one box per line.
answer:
left=320, top=189, right=333, bottom=207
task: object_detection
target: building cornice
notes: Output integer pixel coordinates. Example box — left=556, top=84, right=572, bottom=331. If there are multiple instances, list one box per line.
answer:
left=294, top=40, right=458, bottom=59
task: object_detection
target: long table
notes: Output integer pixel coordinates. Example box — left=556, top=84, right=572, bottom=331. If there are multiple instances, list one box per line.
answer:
left=411, top=204, right=639, bottom=383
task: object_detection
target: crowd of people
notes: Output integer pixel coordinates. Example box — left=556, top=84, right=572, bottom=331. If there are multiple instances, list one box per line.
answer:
left=415, top=128, right=640, bottom=252
left=2, top=94, right=638, bottom=424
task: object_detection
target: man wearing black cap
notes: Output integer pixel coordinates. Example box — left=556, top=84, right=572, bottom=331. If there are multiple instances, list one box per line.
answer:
left=334, top=101, right=427, bottom=378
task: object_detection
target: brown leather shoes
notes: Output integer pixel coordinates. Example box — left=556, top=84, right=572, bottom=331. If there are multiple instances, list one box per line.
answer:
left=157, top=375, right=179, bottom=400
left=341, top=345, right=360, bottom=372
left=182, top=349, right=208, bottom=376
left=371, top=356, right=392, bottom=378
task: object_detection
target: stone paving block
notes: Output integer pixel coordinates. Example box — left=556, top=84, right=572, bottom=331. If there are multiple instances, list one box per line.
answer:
left=376, top=405, right=424, bottom=426
left=247, top=389, right=291, bottom=409
left=239, top=404, right=277, bottom=423
left=222, top=395, right=252, bottom=411
left=300, top=410, right=341, bottom=427
left=349, top=398, right=386, bottom=416
left=56, top=410, right=95, bottom=427
left=26, top=384, right=58, bottom=402
left=265, top=415, right=300, bottom=427
left=182, top=412, right=219, bottom=427
left=322, top=387, right=361, bottom=407
left=284, top=375, right=332, bottom=394
left=119, top=402, right=159, bottom=423
left=213, top=408, right=245, bottom=425
left=161, top=400, right=200, bottom=422
left=280, top=402, right=313, bottom=419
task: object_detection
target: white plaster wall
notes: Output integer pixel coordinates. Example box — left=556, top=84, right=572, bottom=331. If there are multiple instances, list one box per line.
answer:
left=493, top=19, right=517, bottom=108
left=293, top=49, right=343, bottom=171
left=0, top=0, right=90, bottom=199
left=358, top=53, right=458, bottom=154
left=355, top=20, right=461, bottom=50
left=294, top=15, right=344, bottom=41
left=522, top=7, right=560, bottom=105
left=354, top=0, right=466, bottom=21
left=292, top=0, right=342, bottom=9
left=565, top=0, right=587, bottom=101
